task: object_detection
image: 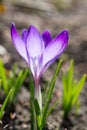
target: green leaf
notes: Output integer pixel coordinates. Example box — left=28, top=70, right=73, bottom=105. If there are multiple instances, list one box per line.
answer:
left=7, top=64, right=18, bottom=89
left=62, top=60, right=86, bottom=118
left=0, top=59, right=8, bottom=94
left=0, top=89, right=13, bottom=119
left=67, top=60, right=74, bottom=89
left=34, top=99, right=41, bottom=116
left=42, top=60, right=62, bottom=126
left=71, top=74, right=86, bottom=107
left=42, top=81, right=49, bottom=102
left=46, top=99, right=59, bottom=118
left=10, top=69, right=28, bottom=104
left=28, top=70, right=35, bottom=130
left=34, top=99, right=42, bottom=130
left=63, top=60, right=74, bottom=109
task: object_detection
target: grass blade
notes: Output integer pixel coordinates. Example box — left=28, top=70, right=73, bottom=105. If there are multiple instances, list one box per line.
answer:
left=42, top=60, right=62, bottom=126
left=72, top=74, right=86, bottom=107
left=10, top=69, right=28, bottom=103
left=0, top=59, right=8, bottom=94
left=0, top=89, right=13, bottom=119
left=34, top=99, right=42, bottom=130
left=28, top=70, right=35, bottom=130
left=46, top=99, right=59, bottom=118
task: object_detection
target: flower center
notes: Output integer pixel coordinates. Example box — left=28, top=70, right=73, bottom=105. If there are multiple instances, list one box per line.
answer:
left=30, top=56, right=40, bottom=78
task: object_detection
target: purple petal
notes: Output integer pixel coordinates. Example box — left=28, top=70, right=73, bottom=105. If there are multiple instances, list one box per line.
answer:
left=22, top=29, right=28, bottom=43
left=26, top=25, right=44, bottom=58
left=11, top=22, right=29, bottom=63
left=42, top=30, right=52, bottom=47
left=42, top=30, right=69, bottom=67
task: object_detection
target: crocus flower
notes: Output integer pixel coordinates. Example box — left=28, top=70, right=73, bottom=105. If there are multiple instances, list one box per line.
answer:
left=11, top=22, right=69, bottom=110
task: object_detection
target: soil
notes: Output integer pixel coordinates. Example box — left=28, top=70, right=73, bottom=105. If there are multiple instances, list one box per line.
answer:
left=0, top=0, right=87, bottom=130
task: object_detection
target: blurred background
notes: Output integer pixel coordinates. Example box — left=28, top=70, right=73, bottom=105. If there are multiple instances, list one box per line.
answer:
left=0, top=0, right=87, bottom=72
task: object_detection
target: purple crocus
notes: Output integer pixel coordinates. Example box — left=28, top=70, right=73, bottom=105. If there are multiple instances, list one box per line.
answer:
left=11, top=22, right=69, bottom=109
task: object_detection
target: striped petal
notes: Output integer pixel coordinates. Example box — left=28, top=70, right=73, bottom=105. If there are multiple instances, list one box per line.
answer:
left=42, top=30, right=52, bottom=47
left=26, top=25, right=44, bottom=58
left=11, top=22, right=29, bottom=63
left=42, top=30, right=69, bottom=67
left=22, top=29, right=28, bottom=43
